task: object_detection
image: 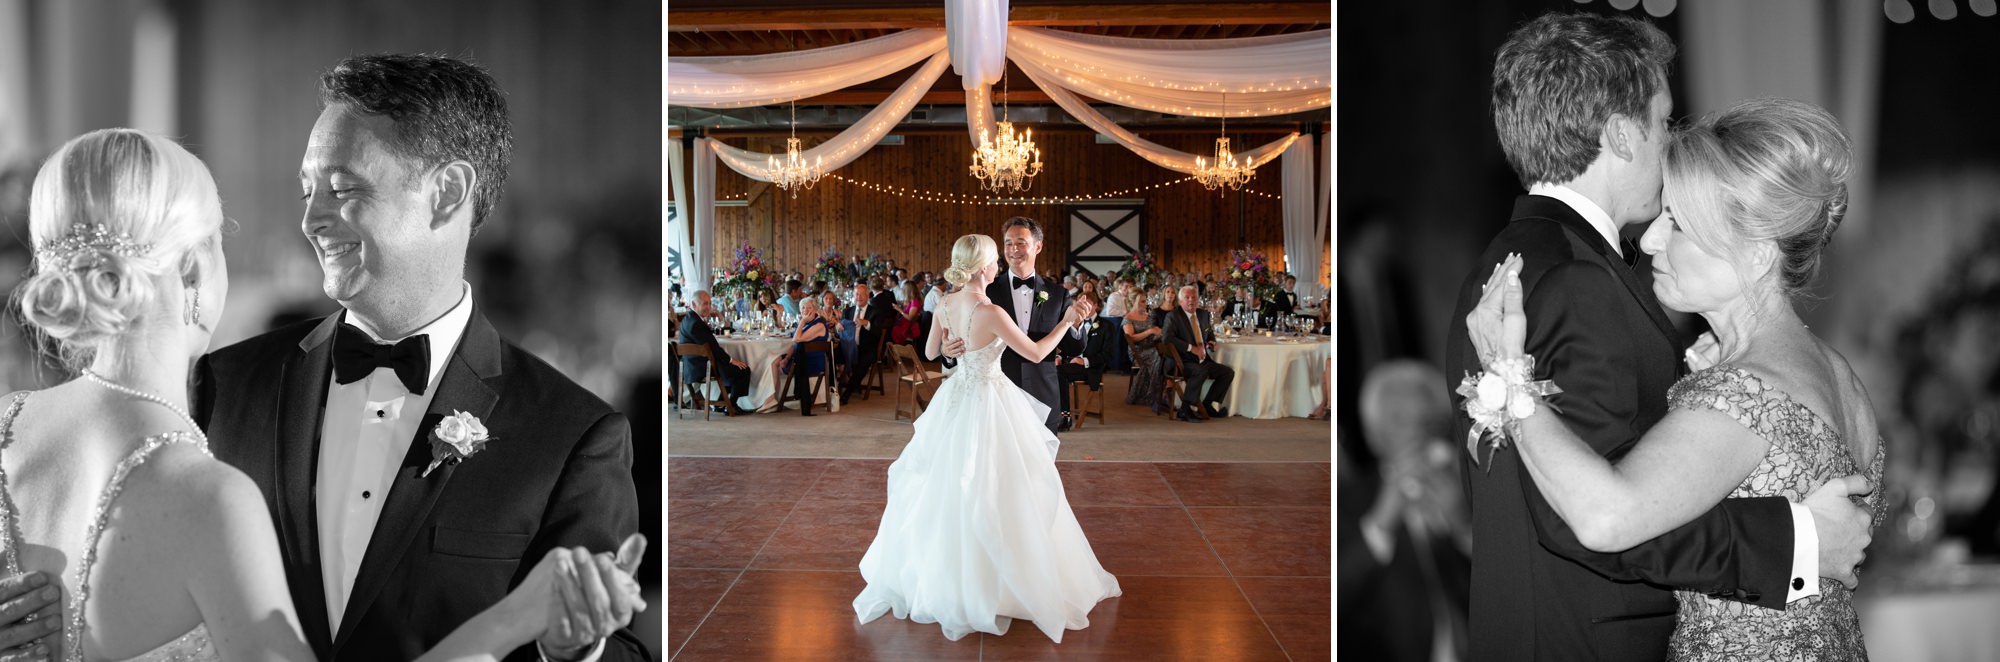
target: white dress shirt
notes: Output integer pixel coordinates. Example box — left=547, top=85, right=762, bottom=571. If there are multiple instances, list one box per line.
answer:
left=1103, top=289, right=1129, bottom=318
left=1529, top=183, right=1623, bottom=258
left=1010, top=275, right=1036, bottom=331
left=923, top=287, right=942, bottom=313
left=317, top=282, right=474, bottom=633
left=1531, top=184, right=1819, bottom=603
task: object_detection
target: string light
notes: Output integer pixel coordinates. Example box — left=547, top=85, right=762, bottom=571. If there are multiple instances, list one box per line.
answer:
left=826, top=173, right=1280, bottom=206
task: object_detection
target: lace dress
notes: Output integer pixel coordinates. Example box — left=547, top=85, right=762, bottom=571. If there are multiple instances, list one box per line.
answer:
left=1124, top=317, right=1165, bottom=407
left=1662, top=368, right=1886, bottom=661
left=852, top=301, right=1121, bottom=642
left=0, top=392, right=218, bottom=662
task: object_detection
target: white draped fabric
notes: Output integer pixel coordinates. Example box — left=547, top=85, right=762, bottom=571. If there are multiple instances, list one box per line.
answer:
left=1314, top=127, right=1330, bottom=300
left=1280, top=137, right=1321, bottom=299
left=667, top=139, right=692, bottom=292
left=690, top=138, right=716, bottom=293
left=1023, top=64, right=1297, bottom=175
left=964, top=82, right=997, bottom=146
left=947, top=0, right=1007, bottom=88
left=709, top=51, right=953, bottom=182
left=667, top=29, right=948, bottom=108
left=1007, top=27, right=1329, bottom=117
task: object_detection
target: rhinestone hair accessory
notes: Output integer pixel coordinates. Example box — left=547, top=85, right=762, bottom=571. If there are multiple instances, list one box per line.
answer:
left=34, top=223, right=153, bottom=266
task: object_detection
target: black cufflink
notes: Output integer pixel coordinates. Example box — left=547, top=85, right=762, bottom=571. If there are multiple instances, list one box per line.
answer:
left=1793, top=577, right=1805, bottom=590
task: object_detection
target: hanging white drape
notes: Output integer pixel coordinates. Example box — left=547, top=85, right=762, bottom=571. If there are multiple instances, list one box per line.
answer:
left=965, top=83, right=997, bottom=146
left=1023, top=64, right=1297, bottom=175
left=1008, top=27, right=1329, bottom=117
left=667, top=28, right=947, bottom=108
left=949, top=0, right=1006, bottom=145
left=690, top=138, right=716, bottom=293
left=1315, top=126, right=1330, bottom=299
left=1281, top=137, right=1321, bottom=301
left=666, top=138, right=692, bottom=296
left=710, top=51, right=952, bottom=181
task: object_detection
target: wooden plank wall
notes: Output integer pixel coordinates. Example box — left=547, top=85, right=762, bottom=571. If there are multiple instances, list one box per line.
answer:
left=708, top=130, right=1307, bottom=279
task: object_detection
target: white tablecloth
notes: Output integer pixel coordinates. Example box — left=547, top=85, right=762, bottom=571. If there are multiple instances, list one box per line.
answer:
left=1209, top=334, right=1329, bottom=419
left=716, top=335, right=832, bottom=413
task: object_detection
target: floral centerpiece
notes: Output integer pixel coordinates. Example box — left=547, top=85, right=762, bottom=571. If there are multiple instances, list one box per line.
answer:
left=813, top=246, right=847, bottom=287
left=1223, top=246, right=1283, bottom=301
left=713, top=241, right=778, bottom=305
left=1114, top=248, right=1171, bottom=289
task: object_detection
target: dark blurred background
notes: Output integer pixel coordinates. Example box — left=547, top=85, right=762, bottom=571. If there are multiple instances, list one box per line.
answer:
left=0, top=0, right=663, bottom=651
left=1339, top=1, right=2000, bottom=659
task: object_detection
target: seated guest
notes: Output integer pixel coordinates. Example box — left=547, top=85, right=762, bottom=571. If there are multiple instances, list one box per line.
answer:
left=922, top=278, right=945, bottom=336
left=840, top=278, right=900, bottom=403
left=1101, top=279, right=1132, bottom=372
left=757, top=290, right=784, bottom=319
left=812, top=279, right=830, bottom=296
left=775, top=297, right=837, bottom=416
left=677, top=290, right=753, bottom=416
left=1161, top=285, right=1235, bottom=421
left=1057, top=292, right=1116, bottom=430
left=1272, top=274, right=1300, bottom=315
left=1123, top=289, right=1169, bottom=412
left=891, top=281, right=924, bottom=345
left=1150, top=284, right=1180, bottom=330
left=777, top=279, right=803, bottom=317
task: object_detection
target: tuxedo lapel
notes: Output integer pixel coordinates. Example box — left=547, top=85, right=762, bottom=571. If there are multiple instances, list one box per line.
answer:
left=283, top=315, right=341, bottom=655
left=1519, top=197, right=1679, bottom=344
left=332, top=307, right=505, bottom=649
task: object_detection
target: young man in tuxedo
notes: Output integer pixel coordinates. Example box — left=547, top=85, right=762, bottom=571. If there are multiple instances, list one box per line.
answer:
left=941, top=217, right=1082, bottom=435
left=1441, top=13, right=1873, bottom=661
left=678, top=291, right=753, bottom=416
left=194, top=54, right=646, bottom=661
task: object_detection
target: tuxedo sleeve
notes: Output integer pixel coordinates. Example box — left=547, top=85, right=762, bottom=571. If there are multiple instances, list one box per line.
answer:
left=1519, top=260, right=1793, bottom=610
left=508, top=411, right=648, bottom=662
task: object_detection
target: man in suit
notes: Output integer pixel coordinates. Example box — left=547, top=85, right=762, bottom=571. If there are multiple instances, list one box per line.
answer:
left=194, top=54, right=646, bottom=661
left=678, top=290, right=753, bottom=416
left=1056, top=291, right=1116, bottom=431
left=1442, top=14, right=1874, bottom=661
left=941, top=217, right=1081, bottom=435
left=1272, top=275, right=1299, bottom=316
left=840, top=278, right=899, bottom=403
left=1162, top=285, right=1235, bottom=421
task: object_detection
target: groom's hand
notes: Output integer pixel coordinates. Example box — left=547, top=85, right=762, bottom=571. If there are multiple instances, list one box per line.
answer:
left=540, top=535, right=649, bottom=661
left=941, top=334, right=967, bottom=359
left=1806, top=475, right=1874, bottom=589
left=0, top=571, right=60, bottom=656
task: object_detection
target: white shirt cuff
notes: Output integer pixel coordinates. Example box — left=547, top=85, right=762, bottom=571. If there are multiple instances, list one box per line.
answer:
left=1786, top=501, right=1821, bottom=604
left=539, top=637, right=607, bottom=662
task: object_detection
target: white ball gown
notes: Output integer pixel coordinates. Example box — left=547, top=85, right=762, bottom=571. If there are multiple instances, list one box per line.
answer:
left=852, top=304, right=1121, bottom=643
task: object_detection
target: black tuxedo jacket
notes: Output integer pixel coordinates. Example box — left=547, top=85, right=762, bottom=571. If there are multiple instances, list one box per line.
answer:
left=1057, top=317, right=1116, bottom=379
left=986, top=265, right=1068, bottom=431
left=1444, top=195, right=1794, bottom=661
left=1160, top=308, right=1216, bottom=365
left=194, top=308, right=647, bottom=662
left=676, top=313, right=733, bottom=385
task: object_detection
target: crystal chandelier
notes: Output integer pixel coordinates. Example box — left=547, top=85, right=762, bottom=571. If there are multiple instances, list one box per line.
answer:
left=769, top=34, right=822, bottom=198
left=970, top=67, right=1042, bottom=193
left=1194, top=97, right=1255, bottom=191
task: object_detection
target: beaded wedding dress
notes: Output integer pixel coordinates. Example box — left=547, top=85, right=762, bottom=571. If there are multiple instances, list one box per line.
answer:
left=852, top=299, right=1121, bottom=643
left=0, top=392, right=218, bottom=661
left=1662, top=367, right=1885, bottom=661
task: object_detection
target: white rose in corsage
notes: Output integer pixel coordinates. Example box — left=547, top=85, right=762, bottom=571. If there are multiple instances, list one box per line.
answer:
left=423, top=410, right=495, bottom=477
left=1036, top=291, right=1049, bottom=305
left=1455, top=355, right=1563, bottom=471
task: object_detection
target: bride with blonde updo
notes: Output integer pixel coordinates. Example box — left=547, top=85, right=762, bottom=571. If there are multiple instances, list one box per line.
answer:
left=855, top=232, right=1120, bottom=644
left=2, top=129, right=584, bottom=661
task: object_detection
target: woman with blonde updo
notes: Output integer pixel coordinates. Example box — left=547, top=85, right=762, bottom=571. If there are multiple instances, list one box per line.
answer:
left=2, top=129, right=592, bottom=661
left=854, top=233, right=1119, bottom=644
left=1466, top=98, right=1884, bottom=658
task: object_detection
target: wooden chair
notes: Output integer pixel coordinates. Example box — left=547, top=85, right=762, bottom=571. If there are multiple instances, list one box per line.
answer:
left=672, top=343, right=722, bottom=421
left=861, top=331, right=890, bottom=399
left=1156, top=342, right=1205, bottom=420
left=777, top=340, right=836, bottom=413
left=890, top=343, right=944, bottom=422
left=1068, top=379, right=1105, bottom=429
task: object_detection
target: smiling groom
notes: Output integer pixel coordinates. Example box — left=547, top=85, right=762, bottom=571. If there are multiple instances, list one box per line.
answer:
left=194, top=54, right=646, bottom=661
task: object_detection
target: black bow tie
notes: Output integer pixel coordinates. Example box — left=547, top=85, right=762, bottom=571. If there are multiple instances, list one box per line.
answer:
left=332, top=323, right=431, bottom=395
left=1011, top=275, right=1036, bottom=290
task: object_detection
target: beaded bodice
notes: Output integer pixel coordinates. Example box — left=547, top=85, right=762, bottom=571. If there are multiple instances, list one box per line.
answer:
left=0, top=392, right=218, bottom=662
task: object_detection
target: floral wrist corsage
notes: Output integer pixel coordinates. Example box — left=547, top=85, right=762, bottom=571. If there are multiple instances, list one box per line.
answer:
left=1456, top=354, right=1562, bottom=470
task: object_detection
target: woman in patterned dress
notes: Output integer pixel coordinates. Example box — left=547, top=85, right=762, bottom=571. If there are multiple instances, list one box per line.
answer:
left=1465, top=98, right=1883, bottom=660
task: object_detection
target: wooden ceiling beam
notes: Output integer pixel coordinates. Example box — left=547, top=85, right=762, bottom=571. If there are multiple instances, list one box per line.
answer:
left=668, top=3, right=1326, bottom=31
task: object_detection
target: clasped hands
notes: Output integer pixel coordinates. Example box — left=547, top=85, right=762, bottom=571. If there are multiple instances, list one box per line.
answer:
left=939, top=298, right=1095, bottom=359
left=516, top=533, right=650, bottom=660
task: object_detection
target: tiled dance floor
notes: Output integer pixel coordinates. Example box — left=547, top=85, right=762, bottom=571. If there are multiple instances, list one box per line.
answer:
left=667, top=457, right=1331, bottom=661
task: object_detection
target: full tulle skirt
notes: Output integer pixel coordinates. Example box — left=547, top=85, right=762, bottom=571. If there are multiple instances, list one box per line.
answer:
left=852, top=373, right=1121, bottom=643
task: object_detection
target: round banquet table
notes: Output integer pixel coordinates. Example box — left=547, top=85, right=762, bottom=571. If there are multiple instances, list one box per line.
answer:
left=1208, top=334, right=1330, bottom=419
left=714, top=333, right=833, bottom=413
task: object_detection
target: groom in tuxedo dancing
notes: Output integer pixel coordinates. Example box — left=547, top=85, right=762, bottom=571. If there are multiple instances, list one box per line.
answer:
left=1440, top=13, right=1874, bottom=661
left=194, top=54, right=646, bottom=661
left=942, top=217, right=1081, bottom=435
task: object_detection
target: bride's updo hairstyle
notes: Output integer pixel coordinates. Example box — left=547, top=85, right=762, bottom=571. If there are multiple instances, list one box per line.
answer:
left=15, top=129, right=224, bottom=367
left=943, top=234, right=997, bottom=287
left=1662, top=97, right=1852, bottom=299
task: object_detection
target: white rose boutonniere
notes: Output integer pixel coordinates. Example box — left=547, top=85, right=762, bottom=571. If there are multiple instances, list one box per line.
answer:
left=1036, top=291, right=1049, bottom=305
left=423, top=410, right=495, bottom=477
